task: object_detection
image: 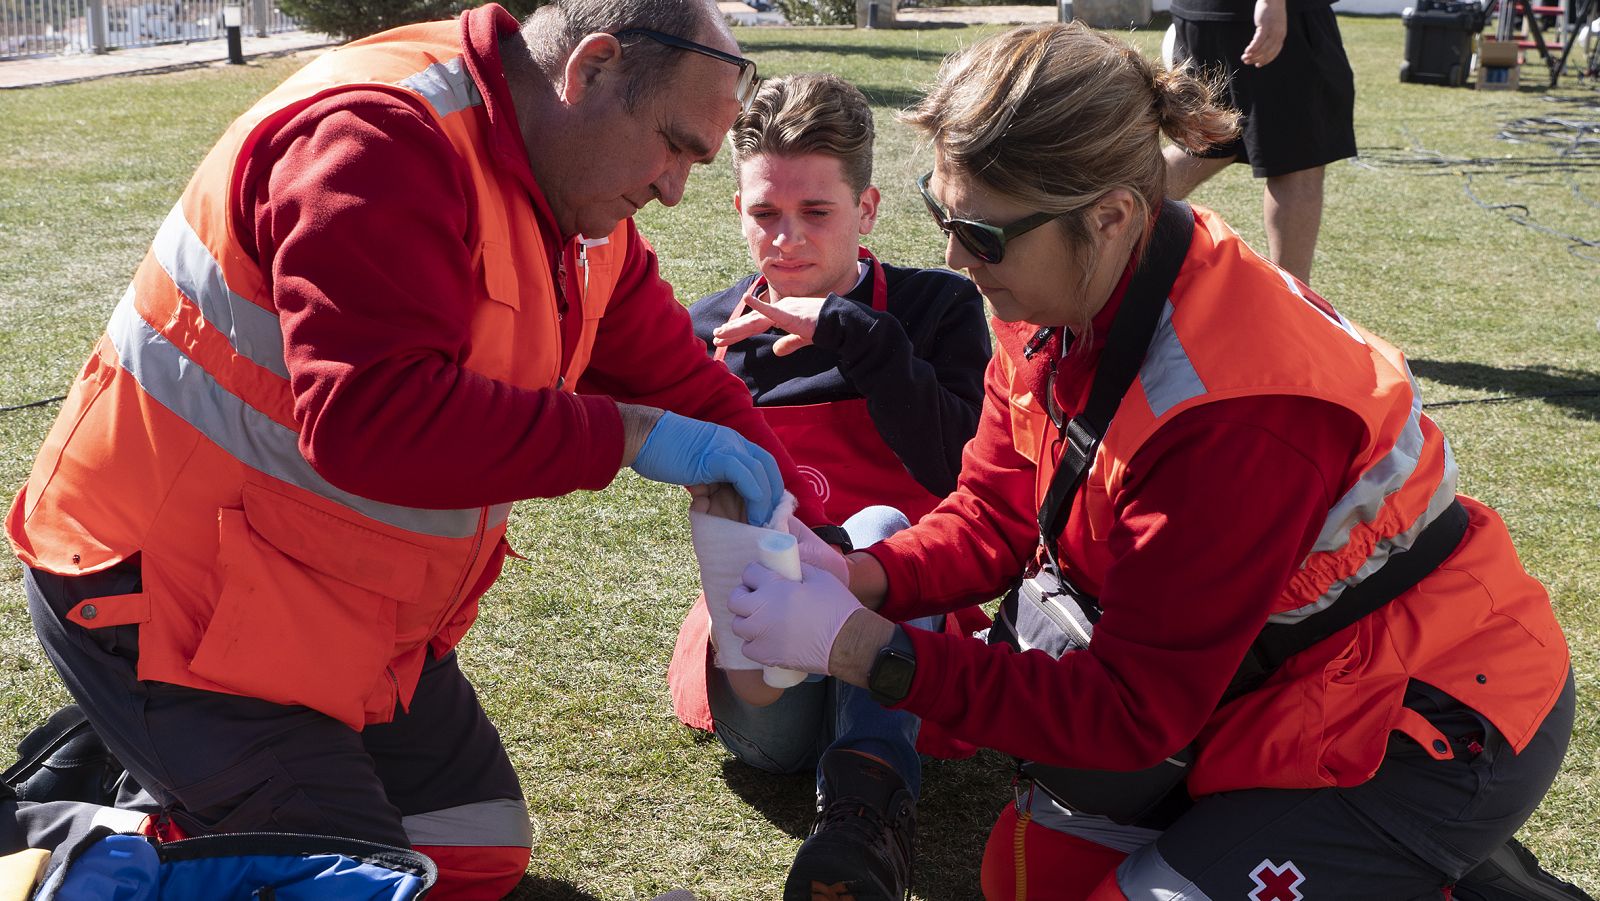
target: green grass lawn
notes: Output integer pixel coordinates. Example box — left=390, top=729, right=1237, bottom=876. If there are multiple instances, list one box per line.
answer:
left=2, top=15, right=1597, bottom=900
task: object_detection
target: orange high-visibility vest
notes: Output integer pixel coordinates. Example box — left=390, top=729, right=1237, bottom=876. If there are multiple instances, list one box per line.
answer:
left=999, top=207, right=1568, bottom=795
left=7, top=22, right=627, bottom=730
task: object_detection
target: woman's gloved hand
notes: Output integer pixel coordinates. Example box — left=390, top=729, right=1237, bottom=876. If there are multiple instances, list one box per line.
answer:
left=786, top=515, right=850, bottom=585
left=631, top=412, right=783, bottom=525
left=729, top=561, right=862, bottom=674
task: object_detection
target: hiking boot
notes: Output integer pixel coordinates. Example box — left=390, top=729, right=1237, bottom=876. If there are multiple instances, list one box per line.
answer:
left=3, top=704, right=130, bottom=806
left=1452, top=837, right=1596, bottom=901
left=783, top=748, right=914, bottom=901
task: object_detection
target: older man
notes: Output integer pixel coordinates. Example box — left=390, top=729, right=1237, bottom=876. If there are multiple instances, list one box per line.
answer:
left=6, top=1, right=821, bottom=896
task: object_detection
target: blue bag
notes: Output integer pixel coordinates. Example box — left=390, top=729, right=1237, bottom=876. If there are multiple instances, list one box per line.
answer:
left=34, top=832, right=436, bottom=900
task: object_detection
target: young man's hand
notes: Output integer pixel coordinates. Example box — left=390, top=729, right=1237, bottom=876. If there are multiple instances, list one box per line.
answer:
left=689, top=481, right=747, bottom=521
left=712, top=294, right=828, bottom=356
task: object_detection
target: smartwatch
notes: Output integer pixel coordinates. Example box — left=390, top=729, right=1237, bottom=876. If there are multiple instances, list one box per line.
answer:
left=810, top=524, right=854, bottom=553
left=868, top=625, right=917, bottom=706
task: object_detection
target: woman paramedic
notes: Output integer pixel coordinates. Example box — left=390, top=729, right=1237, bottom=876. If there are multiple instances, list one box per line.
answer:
left=724, top=23, right=1578, bottom=901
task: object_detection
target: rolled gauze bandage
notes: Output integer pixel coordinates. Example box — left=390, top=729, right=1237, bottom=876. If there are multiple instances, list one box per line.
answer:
left=755, top=531, right=808, bottom=688
left=688, top=492, right=802, bottom=676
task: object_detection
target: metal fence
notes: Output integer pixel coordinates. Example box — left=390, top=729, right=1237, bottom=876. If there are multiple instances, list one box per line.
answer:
left=2, top=0, right=299, bottom=60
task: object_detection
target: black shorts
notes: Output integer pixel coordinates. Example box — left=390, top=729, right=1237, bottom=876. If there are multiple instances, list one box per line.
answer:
left=1173, top=6, right=1357, bottom=177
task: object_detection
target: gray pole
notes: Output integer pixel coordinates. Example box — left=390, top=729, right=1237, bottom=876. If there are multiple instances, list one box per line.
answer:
left=87, top=0, right=108, bottom=54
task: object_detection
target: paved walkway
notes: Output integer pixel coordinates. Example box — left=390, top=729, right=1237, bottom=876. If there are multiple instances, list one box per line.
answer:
left=1, top=6, right=1060, bottom=89
left=0, top=29, right=334, bottom=89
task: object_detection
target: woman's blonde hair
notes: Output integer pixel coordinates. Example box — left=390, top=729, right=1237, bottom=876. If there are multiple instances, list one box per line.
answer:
left=901, top=22, right=1238, bottom=261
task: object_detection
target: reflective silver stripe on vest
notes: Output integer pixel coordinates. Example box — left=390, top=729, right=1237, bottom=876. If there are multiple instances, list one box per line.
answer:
left=108, top=287, right=493, bottom=539
left=1024, top=791, right=1162, bottom=854
left=1138, top=301, right=1204, bottom=419
left=152, top=202, right=289, bottom=379
left=1132, top=301, right=1460, bottom=626
left=1116, top=840, right=1215, bottom=899
left=1270, top=379, right=1459, bottom=624
left=398, top=56, right=483, bottom=118
left=402, top=798, right=532, bottom=848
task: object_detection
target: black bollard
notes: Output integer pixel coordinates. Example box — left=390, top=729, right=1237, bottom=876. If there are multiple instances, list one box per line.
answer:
left=224, top=4, right=245, bottom=64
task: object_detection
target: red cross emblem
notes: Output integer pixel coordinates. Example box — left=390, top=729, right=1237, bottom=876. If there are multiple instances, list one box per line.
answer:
left=1249, top=859, right=1305, bottom=901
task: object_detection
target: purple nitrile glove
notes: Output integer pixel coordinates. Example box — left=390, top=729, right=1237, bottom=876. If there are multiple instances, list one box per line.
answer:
left=729, top=561, right=861, bottom=675
left=786, top=514, right=850, bottom=585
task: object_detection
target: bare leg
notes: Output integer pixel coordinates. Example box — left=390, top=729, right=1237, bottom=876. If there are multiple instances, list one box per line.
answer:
left=1163, top=144, right=1236, bottom=199
left=1263, top=165, right=1325, bottom=284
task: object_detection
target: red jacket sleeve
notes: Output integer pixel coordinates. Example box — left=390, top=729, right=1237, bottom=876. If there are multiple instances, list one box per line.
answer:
left=863, top=352, right=1042, bottom=617
left=892, top=395, right=1366, bottom=770
left=572, top=225, right=828, bottom=525
left=241, top=92, right=625, bottom=509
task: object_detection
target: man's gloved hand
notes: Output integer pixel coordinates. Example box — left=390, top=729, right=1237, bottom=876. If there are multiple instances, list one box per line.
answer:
left=729, top=562, right=861, bottom=674
left=786, top=515, right=850, bottom=586
left=631, top=412, right=783, bottom=525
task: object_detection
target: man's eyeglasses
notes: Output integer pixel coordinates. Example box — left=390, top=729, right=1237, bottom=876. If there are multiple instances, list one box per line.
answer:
left=916, top=172, right=1056, bottom=265
left=612, top=28, right=759, bottom=111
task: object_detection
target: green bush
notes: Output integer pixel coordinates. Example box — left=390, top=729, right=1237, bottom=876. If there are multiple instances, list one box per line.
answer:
left=276, top=0, right=456, bottom=40
left=277, top=0, right=550, bottom=41
left=776, top=0, right=854, bottom=26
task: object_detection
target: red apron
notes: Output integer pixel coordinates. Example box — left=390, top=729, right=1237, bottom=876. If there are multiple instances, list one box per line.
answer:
left=669, top=248, right=983, bottom=758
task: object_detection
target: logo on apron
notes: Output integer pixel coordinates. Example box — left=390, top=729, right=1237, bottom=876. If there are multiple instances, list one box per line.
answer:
left=796, top=465, right=831, bottom=505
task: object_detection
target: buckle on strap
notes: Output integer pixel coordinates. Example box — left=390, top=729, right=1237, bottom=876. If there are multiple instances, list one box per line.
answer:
left=1061, top=417, right=1099, bottom=473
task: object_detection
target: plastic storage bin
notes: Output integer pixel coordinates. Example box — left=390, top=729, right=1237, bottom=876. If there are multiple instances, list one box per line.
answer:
left=1401, top=0, right=1486, bottom=86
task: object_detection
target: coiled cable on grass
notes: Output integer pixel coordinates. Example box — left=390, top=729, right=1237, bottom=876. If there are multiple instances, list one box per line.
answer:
left=1351, top=92, right=1600, bottom=261
left=0, top=395, right=66, bottom=413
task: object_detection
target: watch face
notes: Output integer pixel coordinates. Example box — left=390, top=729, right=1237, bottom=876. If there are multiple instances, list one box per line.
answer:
left=871, top=652, right=916, bottom=704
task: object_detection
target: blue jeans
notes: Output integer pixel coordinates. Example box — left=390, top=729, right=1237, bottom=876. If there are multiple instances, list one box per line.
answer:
left=706, top=505, right=938, bottom=799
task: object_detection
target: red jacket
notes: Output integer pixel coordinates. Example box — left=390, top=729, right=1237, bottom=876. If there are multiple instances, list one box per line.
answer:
left=866, top=206, right=1568, bottom=795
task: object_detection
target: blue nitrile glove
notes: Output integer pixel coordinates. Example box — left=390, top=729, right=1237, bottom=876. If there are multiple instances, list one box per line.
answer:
left=631, top=412, right=783, bottom=525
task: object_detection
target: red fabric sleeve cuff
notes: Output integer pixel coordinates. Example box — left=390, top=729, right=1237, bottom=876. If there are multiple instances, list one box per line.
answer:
left=862, top=542, right=919, bottom=624
left=570, top=393, right=627, bottom=490
left=893, top=621, right=964, bottom=717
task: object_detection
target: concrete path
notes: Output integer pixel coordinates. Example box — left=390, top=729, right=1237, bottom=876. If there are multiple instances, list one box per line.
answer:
left=0, top=29, right=334, bottom=89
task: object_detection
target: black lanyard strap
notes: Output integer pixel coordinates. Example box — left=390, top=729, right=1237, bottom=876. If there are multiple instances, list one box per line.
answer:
left=1036, top=200, right=1195, bottom=555
left=1222, top=497, right=1470, bottom=704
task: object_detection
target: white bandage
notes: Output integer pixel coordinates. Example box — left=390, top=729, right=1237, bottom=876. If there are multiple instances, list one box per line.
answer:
left=689, top=492, right=806, bottom=687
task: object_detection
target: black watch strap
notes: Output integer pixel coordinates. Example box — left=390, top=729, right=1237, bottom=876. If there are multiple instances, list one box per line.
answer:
left=810, top=524, right=853, bottom=553
left=868, top=625, right=917, bottom=706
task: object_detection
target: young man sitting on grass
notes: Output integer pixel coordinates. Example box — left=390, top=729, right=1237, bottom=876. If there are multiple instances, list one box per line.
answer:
left=665, top=73, right=992, bottom=901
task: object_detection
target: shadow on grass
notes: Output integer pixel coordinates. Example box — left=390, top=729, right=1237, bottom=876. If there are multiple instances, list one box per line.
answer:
left=855, top=85, right=929, bottom=111
left=887, top=21, right=969, bottom=29
left=720, top=757, right=817, bottom=838
left=503, top=874, right=603, bottom=901
left=1412, top=360, right=1600, bottom=422
left=737, top=40, right=955, bottom=62
left=911, top=750, right=1013, bottom=901
left=718, top=749, right=1013, bottom=899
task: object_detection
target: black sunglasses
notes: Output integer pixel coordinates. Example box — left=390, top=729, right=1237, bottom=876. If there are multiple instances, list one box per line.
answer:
left=916, top=171, right=1056, bottom=265
left=611, top=28, right=759, bottom=111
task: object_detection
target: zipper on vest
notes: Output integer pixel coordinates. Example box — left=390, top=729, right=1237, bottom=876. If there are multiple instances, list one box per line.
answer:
left=385, top=665, right=400, bottom=714
left=431, top=505, right=491, bottom=642
left=555, top=257, right=569, bottom=321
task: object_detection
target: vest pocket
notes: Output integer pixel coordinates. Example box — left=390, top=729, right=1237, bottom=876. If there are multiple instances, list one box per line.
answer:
left=21, top=338, right=118, bottom=523
left=478, top=240, right=520, bottom=309
left=188, top=486, right=429, bottom=730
